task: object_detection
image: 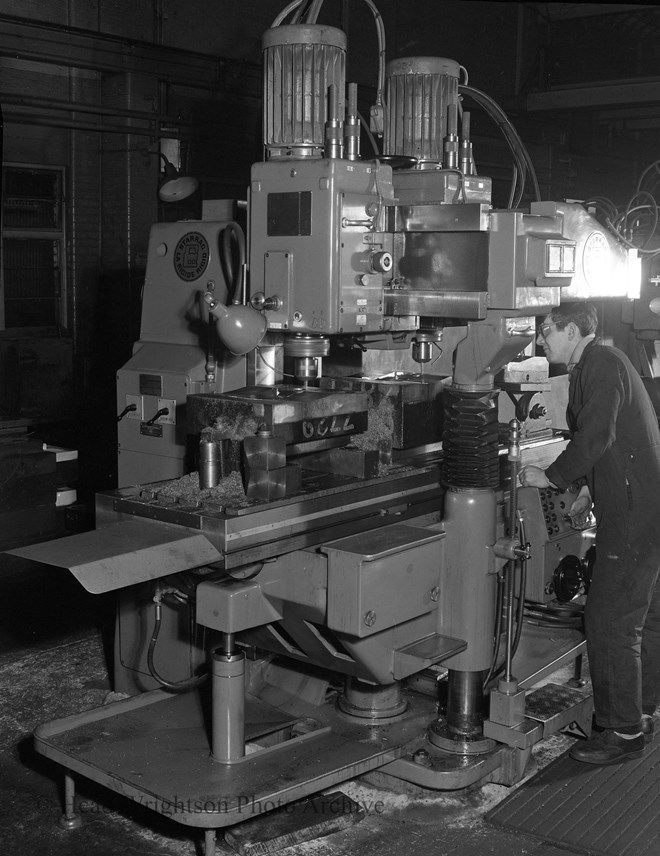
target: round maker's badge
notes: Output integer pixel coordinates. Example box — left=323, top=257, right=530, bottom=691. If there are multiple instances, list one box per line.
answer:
left=173, top=232, right=210, bottom=281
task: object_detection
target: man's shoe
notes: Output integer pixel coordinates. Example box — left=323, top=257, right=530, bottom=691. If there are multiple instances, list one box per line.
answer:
left=569, top=729, right=645, bottom=765
left=642, top=714, right=655, bottom=743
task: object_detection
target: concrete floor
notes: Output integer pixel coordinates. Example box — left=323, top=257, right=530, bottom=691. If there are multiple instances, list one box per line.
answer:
left=0, top=557, right=579, bottom=856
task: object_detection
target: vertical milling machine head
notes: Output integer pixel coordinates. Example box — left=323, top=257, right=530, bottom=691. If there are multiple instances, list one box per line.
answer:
left=247, top=17, right=400, bottom=384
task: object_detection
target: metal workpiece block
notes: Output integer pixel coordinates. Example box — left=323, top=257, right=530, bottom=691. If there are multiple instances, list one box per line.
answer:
left=187, top=387, right=369, bottom=446
left=242, top=432, right=286, bottom=470
left=318, top=374, right=445, bottom=449
left=323, top=523, right=445, bottom=637
left=196, top=577, right=282, bottom=633
left=243, top=465, right=299, bottom=501
left=501, top=356, right=549, bottom=385
left=298, top=446, right=381, bottom=479
left=488, top=684, right=527, bottom=728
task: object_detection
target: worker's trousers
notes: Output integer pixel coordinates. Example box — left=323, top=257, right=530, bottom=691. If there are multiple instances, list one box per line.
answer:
left=585, top=531, right=660, bottom=731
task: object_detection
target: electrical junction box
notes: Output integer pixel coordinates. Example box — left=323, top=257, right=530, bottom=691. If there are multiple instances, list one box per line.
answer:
left=322, top=524, right=444, bottom=637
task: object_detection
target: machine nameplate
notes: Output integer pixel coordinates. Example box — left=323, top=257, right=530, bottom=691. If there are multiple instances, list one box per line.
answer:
left=172, top=231, right=210, bottom=281
left=140, top=423, right=163, bottom=438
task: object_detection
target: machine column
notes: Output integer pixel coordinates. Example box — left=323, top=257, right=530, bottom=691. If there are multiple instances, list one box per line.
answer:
left=432, top=387, right=500, bottom=749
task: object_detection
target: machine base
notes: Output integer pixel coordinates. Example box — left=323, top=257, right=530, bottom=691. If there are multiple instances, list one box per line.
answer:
left=34, top=626, right=590, bottom=838
left=34, top=683, right=437, bottom=831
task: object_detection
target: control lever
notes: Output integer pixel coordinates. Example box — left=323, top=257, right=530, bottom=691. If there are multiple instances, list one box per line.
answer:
left=117, top=403, right=137, bottom=422
left=145, top=407, right=169, bottom=426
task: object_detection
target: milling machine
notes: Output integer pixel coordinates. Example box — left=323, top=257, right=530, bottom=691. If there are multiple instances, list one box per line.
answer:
left=11, top=3, right=640, bottom=853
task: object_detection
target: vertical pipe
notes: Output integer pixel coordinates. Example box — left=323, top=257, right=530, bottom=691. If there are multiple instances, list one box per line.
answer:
left=324, top=83, right=343, bottom=159
left=504, top=562, right=517, bottom=683
left=505, top=419, right=521, bottom=683
left=344, top=82, right=360, bottom=161
left=211, top=635, right=245, bottom=764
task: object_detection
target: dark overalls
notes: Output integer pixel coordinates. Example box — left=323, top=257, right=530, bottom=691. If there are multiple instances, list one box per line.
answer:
left=546, top=341, right=660, bottom=731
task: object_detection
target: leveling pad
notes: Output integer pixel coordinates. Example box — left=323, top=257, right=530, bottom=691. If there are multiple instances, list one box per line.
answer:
left=486, top=720, right=660, bottom=856
left=33, top=683, right=443, bottom=831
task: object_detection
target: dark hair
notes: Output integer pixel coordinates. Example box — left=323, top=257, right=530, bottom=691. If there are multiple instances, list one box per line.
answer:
left=549, top=302, right=598, bottom=337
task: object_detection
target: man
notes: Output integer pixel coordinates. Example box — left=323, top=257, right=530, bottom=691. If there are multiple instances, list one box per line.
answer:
left=519, top=302, right=660, bottom=765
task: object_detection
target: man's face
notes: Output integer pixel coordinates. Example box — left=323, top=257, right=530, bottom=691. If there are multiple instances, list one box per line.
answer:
left=536, top=314, right=575, bottom=365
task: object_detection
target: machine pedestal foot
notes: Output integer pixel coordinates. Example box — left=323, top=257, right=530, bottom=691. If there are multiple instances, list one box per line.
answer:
left=204, top=828, right=216, bottom=856
left=58, top=772, right=82, bottom=830
left=566, top=653, right=587, bottom=688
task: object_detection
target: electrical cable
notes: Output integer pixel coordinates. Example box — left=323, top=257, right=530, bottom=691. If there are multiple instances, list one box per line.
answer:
left=459, top=84, right=540, bottom=205
left=291, top=0, right=311, bottom=23
left=272, top=0, right=305, bottom=27
left=483, top=570, right=505, bottom=689
left=524, top=599, right=584, bottom=629
left=255, top=347, right=297, bottom=380
left=636, top=159, right=660, bottom=194
left=507, top=165, right=518, bottom=210
left=303, top=0, right=325, bottom=24
left=220, top=222, right=246, bottom=304
left=485, top=559, right=527, bottom=687
left=358, top=0, right=387, bottom=111
left=147, top=594, right=208, bottom=692
left=358, top=109, right=380, bottom=156
left=272, top=0, right=386, bottom=121
left=619, top=192, right=658, bottom=250
left=586, top=163, right=660, bottom=253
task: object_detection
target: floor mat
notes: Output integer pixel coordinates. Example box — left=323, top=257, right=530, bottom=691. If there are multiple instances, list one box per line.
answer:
left=486, top=737, right=660, bottom=856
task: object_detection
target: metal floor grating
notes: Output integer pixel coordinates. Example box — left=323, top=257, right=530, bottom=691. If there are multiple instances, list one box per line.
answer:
left=486, top=736, right=660, bottom=856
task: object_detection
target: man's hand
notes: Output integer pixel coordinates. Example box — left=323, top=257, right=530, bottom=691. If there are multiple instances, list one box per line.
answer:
left=518, top=465, right=551, bottom=488
left=567, top=487, right=593, bottom=530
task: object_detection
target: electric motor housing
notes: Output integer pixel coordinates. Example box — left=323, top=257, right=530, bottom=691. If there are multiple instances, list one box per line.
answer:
left=262, top=24, right=347, bottom=160
left=383, top=56, right=461, bottom=166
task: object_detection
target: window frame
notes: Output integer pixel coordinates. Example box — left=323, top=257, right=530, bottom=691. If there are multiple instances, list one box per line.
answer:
left=1, top=163, right=68, bottom=334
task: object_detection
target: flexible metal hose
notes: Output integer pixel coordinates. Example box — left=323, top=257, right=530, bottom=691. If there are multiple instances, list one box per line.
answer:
left=148, top=599, right=208, bottom=692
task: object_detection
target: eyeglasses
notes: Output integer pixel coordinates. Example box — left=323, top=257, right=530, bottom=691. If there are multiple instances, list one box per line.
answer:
left=538, top=322, right=558, bottom=340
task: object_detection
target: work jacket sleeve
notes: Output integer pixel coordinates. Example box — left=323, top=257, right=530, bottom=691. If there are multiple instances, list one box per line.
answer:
left=545, top=353, right=623, bottom=489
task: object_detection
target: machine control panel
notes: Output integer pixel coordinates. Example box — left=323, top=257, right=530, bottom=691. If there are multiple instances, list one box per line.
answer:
left=539, top=485, right=583, bottom=539
left=518, top=485, right=595, bottom=604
